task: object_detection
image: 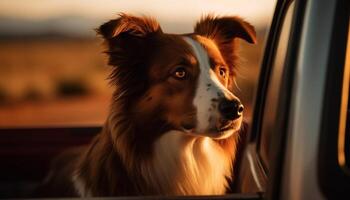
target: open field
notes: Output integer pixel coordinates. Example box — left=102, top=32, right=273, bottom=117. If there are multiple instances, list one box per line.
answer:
left=0, top=39, right=112, bottom=102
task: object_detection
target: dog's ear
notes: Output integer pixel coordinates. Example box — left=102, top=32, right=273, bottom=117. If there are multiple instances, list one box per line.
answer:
left=97, top=13, right=161, bottom=40
left=194, top=15, right=257, bottom=45
left=97, top=13, right=162, bottom=67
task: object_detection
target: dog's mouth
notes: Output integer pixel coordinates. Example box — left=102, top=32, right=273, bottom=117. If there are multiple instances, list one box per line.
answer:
left=180, top=117, right=242, bottom=139
left=210, top=118, right=241, bottom=138
left=216, top=119, right=235, bottom=132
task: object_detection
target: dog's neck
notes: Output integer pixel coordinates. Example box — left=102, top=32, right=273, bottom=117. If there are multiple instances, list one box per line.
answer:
left=146, top=131, right=236, bottom=195
left=108, top=112, right=238, bottom=195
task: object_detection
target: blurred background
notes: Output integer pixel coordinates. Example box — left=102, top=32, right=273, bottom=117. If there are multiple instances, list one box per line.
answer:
left=0, top=0, right=276, bottom=127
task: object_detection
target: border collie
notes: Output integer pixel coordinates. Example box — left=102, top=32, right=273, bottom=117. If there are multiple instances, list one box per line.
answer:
left=41, top=13, right=256, bottom=197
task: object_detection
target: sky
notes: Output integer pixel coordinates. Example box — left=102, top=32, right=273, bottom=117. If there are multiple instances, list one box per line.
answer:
left=0, top=0, right=276, bottom=35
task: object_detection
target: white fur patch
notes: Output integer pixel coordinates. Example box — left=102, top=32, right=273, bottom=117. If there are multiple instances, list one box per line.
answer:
left=146, top=131, right=233, bottom=195
left=183, top=37, right=235, bottom=134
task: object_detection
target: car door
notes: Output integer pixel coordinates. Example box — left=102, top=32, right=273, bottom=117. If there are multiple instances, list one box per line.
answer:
left=235, top=0, right=350, bottom=200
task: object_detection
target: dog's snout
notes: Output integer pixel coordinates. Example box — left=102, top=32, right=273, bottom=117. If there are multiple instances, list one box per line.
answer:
left=218, top=99, right=244, bottom=120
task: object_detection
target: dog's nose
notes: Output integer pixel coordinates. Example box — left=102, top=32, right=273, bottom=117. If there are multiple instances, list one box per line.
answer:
left=218, top=99, right=244, bottom=120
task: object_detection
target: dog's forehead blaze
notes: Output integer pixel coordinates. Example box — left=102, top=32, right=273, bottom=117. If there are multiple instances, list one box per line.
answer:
left=186, top=35, right=237, bottom=92
left=185, top=36, right=228, bottom=70
left=144, top=34, right=225, bottom=84
left=194, top=36, right=227, bottom=67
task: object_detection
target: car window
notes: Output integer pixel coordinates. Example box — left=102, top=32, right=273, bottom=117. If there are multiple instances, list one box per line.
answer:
left=258, top=1, right=295, bottom=170
left=339, top=21, right=350, bottom=170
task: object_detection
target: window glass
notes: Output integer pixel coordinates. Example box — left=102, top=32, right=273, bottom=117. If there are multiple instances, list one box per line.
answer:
left=0, top=0, right=275, bottom=128
left=258, top=2, right=295, bottom=170
left=339, top=22, right=350, bottom=169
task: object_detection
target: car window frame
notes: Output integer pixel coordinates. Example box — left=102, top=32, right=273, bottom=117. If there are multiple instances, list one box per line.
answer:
left=257, top=0, right=296, bottom=171
left=235, top=0, right=301, bottom=195
left=248, top=0, right=298, bottom=174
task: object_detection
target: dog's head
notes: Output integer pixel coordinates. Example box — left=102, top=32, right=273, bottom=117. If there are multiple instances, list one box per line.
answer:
left=99, top=14, right=256, bottom=140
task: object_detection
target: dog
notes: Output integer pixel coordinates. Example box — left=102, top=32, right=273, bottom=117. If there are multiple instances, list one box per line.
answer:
left=39, top=13, right=256, bottom=197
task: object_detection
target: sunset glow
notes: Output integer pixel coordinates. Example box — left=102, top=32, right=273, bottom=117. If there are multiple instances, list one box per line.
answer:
left=0, top=0, right=275, bottom=33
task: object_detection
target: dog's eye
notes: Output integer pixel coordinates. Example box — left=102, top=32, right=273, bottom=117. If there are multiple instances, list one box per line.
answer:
left=219, top=67, right=226, bottom=78
left=172, top=67, right=187, bottom=80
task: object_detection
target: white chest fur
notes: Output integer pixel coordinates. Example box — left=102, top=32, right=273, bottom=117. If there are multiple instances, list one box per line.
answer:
left=144, top=131, right=233, bottom=195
